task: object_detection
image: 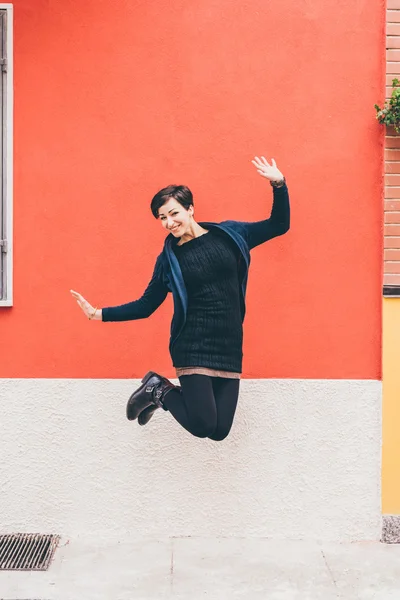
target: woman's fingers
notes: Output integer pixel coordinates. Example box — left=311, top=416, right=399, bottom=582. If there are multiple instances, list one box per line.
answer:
left=70, top=289, right=93, bottom=317
left=261, top=156, right=271, bottom=167
left=70, top=290, right=83, bottom=301
left=71, top=290, right=88, bottom=306
left=252, top=156, right=273, bottom=171
left=252, top=156, right=281, bottom=182
left=76, top=299, right=86, bottom=310
left=252, top=156, right=271, bottom=166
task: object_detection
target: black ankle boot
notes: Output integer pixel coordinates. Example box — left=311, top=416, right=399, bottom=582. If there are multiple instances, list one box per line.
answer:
left=138, top=404, right=158, bottom=426
left=126, top=371, right=177, bottom=421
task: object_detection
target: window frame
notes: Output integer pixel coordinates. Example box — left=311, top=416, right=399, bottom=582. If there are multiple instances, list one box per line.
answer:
left=0, top=4, right=12, bottom=307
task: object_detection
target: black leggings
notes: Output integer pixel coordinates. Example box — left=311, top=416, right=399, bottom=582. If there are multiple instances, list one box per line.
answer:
left=162, top=374, right=240, bottom=441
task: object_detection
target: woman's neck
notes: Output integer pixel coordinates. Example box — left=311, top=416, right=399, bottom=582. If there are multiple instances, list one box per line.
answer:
left=177, top=221, right=208, bottom=246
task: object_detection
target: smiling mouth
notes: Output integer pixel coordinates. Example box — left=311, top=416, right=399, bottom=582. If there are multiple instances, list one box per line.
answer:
left=171, top=226, right=180, bottom=232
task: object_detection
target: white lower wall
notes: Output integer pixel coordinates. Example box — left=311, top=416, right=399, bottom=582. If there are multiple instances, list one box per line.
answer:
left=0, top=378, right=381, bottom=542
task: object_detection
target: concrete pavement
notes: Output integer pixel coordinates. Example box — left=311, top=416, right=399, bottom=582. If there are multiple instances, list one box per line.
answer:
left=1, top=537, right=400, bottom=599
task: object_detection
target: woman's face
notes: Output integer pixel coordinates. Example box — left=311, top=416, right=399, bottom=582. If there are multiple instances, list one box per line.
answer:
left=158, top=198, right=194, bottom=237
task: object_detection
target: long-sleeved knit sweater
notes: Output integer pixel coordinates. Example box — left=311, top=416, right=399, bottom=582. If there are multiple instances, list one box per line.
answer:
left=102, top=183, right=290, bottom=360
left=171, top=228, right=243, bottom=372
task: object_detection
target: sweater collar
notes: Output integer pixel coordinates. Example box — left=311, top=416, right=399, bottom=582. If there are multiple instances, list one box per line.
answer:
left=164, top=222, right=219, bottom=251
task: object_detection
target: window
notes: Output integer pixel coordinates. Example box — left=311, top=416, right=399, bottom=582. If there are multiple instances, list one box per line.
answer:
left=0, top=5, right=12, bottom=306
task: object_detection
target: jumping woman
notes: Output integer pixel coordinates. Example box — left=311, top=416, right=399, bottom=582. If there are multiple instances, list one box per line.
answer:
left=70, top=156, right=290, bottom=441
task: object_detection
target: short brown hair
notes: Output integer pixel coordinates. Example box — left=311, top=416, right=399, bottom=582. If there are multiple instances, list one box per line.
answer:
left=150, top=185, right=193, bottom=218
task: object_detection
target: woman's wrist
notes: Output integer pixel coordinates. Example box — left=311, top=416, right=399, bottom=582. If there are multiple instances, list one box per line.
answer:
left=89, top=307, right=102, bottom=321
left=270, top=176, right=285, bottom=188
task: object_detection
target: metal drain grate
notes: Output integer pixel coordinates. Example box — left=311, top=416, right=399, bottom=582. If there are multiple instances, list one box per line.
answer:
left=0, top=533, right=60, bottom=570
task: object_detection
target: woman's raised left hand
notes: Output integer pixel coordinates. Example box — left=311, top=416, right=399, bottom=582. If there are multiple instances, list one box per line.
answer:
left=251, top=156, right=284, bottom=182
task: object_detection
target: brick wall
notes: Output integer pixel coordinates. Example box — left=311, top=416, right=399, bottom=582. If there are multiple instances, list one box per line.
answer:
left=385, top=1, right=400, bottom=290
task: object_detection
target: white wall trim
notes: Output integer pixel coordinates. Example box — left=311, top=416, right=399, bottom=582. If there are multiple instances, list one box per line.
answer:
left=0, top=4, right=12, bottom=306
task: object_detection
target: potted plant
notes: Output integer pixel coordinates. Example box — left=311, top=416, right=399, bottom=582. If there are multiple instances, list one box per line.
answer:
left=375, top=78, right=400, bottom=133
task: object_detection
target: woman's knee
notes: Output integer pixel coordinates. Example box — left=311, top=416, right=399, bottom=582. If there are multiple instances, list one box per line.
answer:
left=207, top=426, right=232, bottom=442
left=190, top=417, right=217, bottom=439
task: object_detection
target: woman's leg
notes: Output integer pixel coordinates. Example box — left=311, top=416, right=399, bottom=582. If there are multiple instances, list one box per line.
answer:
left=162, top=374, right=217, bottom=438
left=207, top=378, right=240, bottom=441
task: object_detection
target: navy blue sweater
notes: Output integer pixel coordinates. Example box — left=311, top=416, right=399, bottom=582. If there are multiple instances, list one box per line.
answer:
left=102, top=183, right=290, bottom=356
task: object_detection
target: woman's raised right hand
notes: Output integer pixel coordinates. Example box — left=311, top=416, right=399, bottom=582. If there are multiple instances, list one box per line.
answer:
left=70, top=290, right=102, bottom=321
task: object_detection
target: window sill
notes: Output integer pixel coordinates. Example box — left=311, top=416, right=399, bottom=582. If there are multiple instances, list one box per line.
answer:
left=0, top=298, right=12, bottom=306
left=383, top=285, right=400, bottom=298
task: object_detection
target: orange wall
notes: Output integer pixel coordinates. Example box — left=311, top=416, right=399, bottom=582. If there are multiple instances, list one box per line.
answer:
left=0, top=0, right=384, bottom=379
